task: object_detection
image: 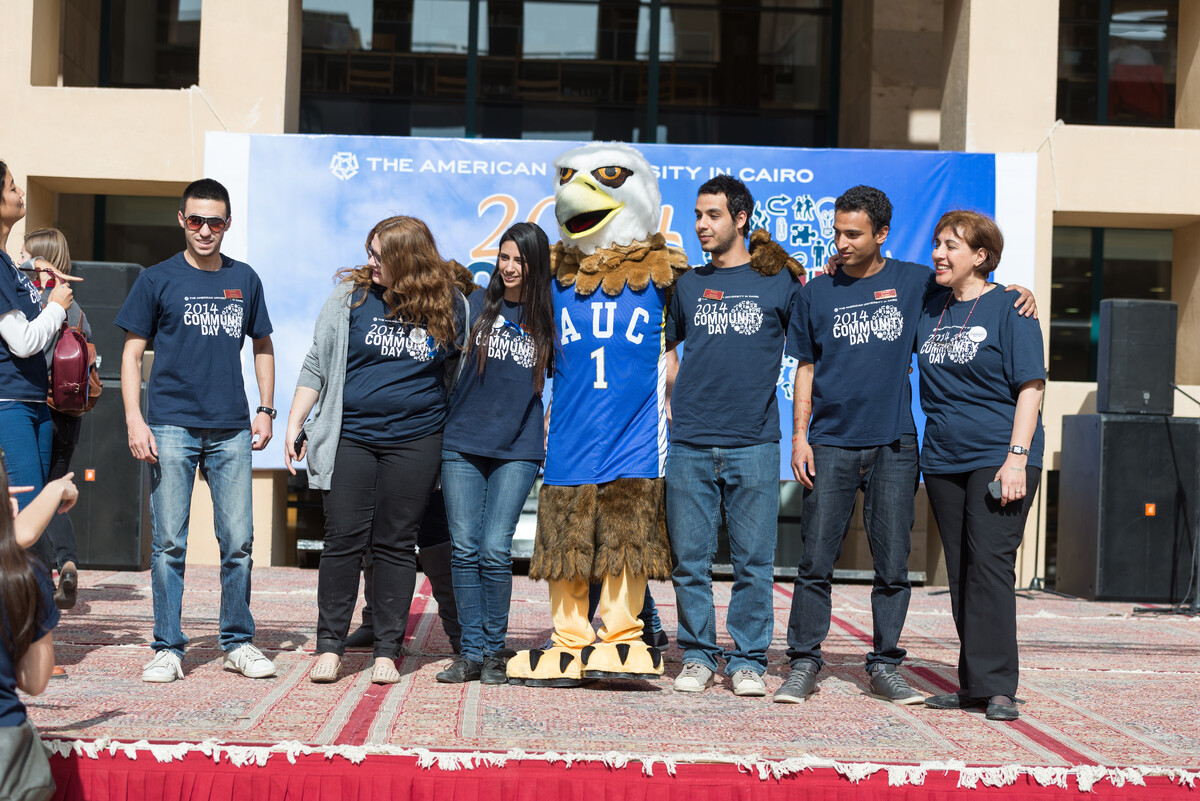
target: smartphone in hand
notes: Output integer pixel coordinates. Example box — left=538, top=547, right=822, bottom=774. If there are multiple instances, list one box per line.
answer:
left=293, top=429, right=307, bottom=453
left=987, top=480, right=1002, bottom=500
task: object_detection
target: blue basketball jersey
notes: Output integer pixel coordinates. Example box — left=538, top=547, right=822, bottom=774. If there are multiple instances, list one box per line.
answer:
left=542, top=282, right=669, bottom=486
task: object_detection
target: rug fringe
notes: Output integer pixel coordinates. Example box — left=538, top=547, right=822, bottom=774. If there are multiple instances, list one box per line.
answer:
left=40, top=737, right=1200, bottom=791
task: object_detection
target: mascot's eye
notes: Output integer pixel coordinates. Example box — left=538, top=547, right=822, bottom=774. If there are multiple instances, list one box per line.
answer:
left=558, top=167, right=576, bottom=184
left=591, top=166, right=632, bottom=188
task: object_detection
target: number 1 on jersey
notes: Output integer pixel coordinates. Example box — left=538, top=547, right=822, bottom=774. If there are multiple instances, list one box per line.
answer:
left=590, top=346, right=608, bottom=389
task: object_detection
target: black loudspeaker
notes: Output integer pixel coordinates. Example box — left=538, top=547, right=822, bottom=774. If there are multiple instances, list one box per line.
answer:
left=71, top=261, right=144, bottom=379
left=69, top=379, right=151, bottom=570
left=1097, top=299, right=1177, bottom=415
left=1057, top=414, right=1197, bottom=602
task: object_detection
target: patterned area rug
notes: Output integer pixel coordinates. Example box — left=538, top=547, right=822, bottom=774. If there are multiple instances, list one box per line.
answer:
left=28, top=567, right=1200, bottom=776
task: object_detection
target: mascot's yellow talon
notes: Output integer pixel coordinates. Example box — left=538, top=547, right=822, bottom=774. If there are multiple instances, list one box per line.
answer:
left=505, top=647, right=592, bottom=688
left=579, top=641, right=665, bottom=680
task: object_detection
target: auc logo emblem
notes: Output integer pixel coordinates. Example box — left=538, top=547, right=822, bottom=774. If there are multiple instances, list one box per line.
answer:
left=330, top=152, right=360, bottom=181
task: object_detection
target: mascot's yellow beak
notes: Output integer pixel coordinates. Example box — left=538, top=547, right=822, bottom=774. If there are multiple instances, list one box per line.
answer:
left=556, top=176, right=625, bottom=240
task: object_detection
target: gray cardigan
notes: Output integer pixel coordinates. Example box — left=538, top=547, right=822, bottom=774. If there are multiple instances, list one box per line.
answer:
left=295, top=283, right=354, bottom=491
left=295, top=281, right=468, bottom=490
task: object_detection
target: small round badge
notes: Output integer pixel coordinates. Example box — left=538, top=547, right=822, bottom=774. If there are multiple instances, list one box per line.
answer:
left=968, top=326, right=987, bottom=343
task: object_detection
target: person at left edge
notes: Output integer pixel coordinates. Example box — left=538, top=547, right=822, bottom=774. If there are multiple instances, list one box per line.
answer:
left=116, top=178, right=278, bottom=684
left=0, top=161, right=75, bottom=562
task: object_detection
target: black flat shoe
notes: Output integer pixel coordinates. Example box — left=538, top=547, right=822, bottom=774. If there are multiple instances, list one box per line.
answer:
left=924, top=692, right=987, bottom=710
left=986, top=695, right=1020, bottom=721
left=436, top=658, right=482, bottom=684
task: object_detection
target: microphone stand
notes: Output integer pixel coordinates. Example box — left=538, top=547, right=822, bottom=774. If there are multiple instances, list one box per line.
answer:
left=1133, top=383, right=1200, bottom=617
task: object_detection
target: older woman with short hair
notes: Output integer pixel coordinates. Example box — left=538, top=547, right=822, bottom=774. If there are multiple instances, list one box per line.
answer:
left=915, top=210, right=1045, bottom=722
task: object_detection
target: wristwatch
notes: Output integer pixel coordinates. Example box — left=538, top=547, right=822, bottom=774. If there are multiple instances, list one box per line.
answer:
left=1008, top=445, right=1029, bottom=455
left=256, top=406, right=277, bottom=419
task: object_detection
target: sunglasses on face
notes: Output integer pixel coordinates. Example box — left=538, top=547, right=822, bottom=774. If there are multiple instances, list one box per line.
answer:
left=183, top=214, right=230, bottom=233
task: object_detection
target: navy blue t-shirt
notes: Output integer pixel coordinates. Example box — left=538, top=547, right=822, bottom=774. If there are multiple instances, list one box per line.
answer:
left=666, top=262, right=801, bottom=447
left=341, top=285, right=461, bottom=444
left=916, top=285, right=1045, bottom=474
left=0, top=251, right=51, bottom=402
left=114, top=253, right=273, bottom=428
left=0, top=566, right=58, bottom=727
left=787, top=259, right=932, bottom=448
left=442, top=289, right=546, bottom=461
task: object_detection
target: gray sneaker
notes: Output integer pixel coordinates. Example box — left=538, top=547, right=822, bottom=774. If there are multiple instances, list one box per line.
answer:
left=673, top=662, right=715, bottom=693
left=730, top=669, right=766, bottom=697
left=773, top=666, right=818, bottom=703
left=868, top=665, right=924, bottom=704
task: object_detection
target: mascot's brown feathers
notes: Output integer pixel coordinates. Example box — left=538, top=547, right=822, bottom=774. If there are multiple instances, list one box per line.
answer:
left=748, top=228, right=805, bottom=281
left=551, top=233, right=690, bottom=297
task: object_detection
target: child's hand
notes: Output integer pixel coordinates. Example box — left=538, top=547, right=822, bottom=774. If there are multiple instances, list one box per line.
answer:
left=48, top=474, right=79, bottom=514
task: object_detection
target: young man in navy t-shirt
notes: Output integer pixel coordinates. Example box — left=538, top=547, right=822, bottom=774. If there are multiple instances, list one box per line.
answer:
left=116, top=179, right=277, bottom=684
left=666, top=176, right=802, bottom=698
left=778, top=186, right=1035, bottom=706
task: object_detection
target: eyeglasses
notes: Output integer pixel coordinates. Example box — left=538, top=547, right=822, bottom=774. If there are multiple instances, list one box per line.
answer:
left=183, top=214, right=230, bottom=233
left=365, top=246, right=380, bottom=262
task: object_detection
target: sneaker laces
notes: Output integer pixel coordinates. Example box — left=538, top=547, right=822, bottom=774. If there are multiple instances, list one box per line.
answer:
left=679, top=663, right=710, bottom=679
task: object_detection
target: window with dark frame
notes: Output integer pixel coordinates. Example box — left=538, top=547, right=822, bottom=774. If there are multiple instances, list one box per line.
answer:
left=1057, top=0, right=1179, bottom=127
left=1049, top=226, right=1173, bottom=382
left=297, top=0, right=838, bottom=146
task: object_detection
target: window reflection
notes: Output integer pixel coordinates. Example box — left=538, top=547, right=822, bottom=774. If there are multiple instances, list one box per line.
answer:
left=298, top=0, right=834, bottom=145
left=1057, top=0, right=1178, bottom=126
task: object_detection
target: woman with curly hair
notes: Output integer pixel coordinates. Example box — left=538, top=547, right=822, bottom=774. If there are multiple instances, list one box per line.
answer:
left=284, top=216, right=465, bottom=684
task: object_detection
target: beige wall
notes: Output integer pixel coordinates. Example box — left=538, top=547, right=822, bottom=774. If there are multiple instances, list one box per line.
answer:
left=940, top=0, right=1200, bottom=585
left=840, top=0, right=946, bottom=150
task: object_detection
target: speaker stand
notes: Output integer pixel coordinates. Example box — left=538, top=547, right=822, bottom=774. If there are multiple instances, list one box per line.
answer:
left=1133, top=385, right=1200, bottom=617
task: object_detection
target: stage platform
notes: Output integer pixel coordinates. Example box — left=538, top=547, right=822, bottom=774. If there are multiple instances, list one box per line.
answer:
left=29, top=567, right=1200, bottom=799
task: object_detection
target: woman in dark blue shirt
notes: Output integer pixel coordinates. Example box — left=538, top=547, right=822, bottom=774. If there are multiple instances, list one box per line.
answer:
left=436, top=223, right=555, bottom=685
left=914, top=210, right=1045, bottom=722
left=0, top=163, right=75, bottom=555
left=284, top=216, right=463, bottom=685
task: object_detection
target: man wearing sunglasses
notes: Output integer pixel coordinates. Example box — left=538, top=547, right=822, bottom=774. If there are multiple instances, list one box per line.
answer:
left=115, top=178, right=277, bottom=683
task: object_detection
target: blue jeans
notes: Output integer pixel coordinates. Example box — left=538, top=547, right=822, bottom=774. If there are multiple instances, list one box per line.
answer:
left=148, top=426, right=255, bottom=658
left=785, top=435, right=918, bottom=673
left=667, top=441, right=779, bottom=675
left=0, top=401, right=52, bottom=566
left=441, top=450, right=539, bottom=662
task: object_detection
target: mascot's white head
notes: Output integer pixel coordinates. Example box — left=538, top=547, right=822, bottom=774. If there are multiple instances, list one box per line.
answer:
left=553, top=142, right=661, bottom=256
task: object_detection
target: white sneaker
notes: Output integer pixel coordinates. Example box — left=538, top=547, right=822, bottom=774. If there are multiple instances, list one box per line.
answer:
left=223, top=643, right=277, bottom=678
left=731, top=669, right=767, bottom=697
left=142, top=650, right=184, bottom=683
left=673, top=662, right=715, bottom=693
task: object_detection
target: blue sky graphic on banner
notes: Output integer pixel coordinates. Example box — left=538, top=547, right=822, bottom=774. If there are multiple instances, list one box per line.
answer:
left=206, top=134, right=1034, bottom=473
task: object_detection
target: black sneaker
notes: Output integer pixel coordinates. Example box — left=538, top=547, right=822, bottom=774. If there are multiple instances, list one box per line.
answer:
left=54, top=563, right=78, bottom=611
left=773, top=666, right=818, bottom=703
left=436, top=658, right=482, bottom=683
left=868, top=665, right=924, bottom=705
left=480, top=656, right=507, bottom=685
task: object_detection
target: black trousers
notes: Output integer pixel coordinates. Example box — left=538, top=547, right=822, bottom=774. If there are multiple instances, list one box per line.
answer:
left=317, top=432, right=442, bottom=659
left=31, top=410, right=82, bottom=570
left=924, top=466, right=1041, bottom=698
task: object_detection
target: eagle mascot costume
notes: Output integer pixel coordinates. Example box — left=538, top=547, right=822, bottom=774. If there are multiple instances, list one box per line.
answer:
left=506, top=142, right=687, bottom=686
